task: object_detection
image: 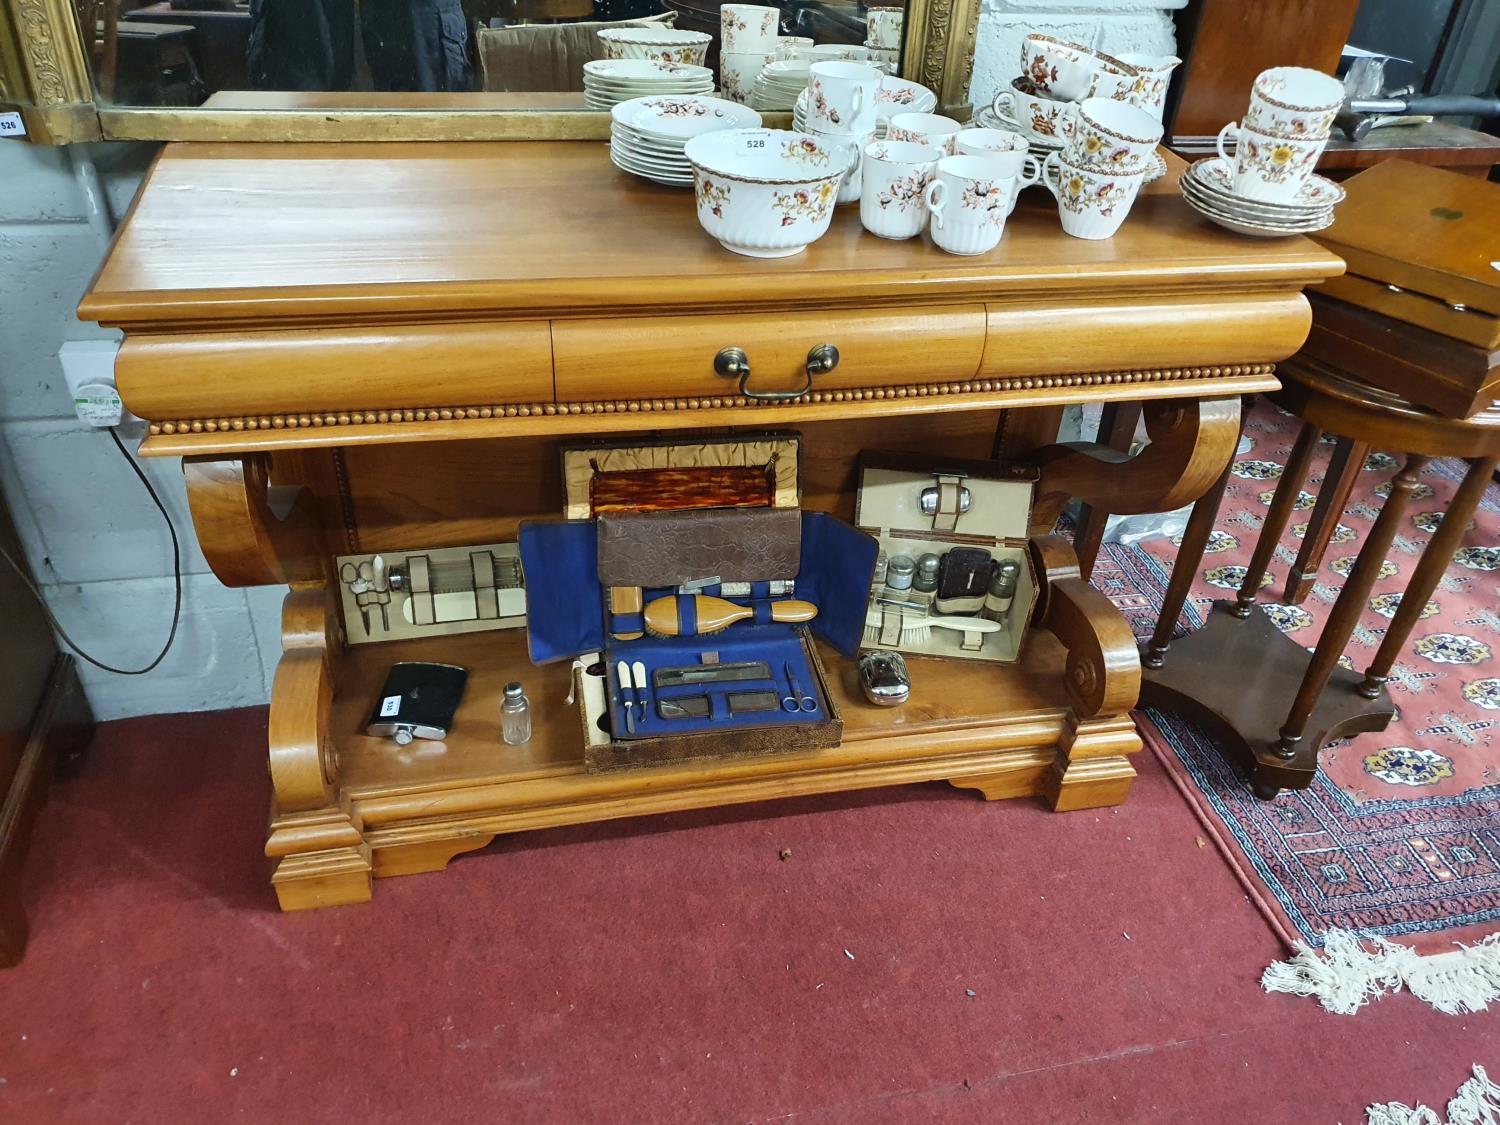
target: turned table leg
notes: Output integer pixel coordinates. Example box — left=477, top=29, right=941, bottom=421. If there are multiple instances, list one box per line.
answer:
left=1285, top=436, right=1370, bottom=605
left=1273, top=455, right=1429, bottom=758
left=1233, top=420, right=1323, bottom=618
left=1357, top=454, right=1500, bottom=699
left=1143, top=450, right=1236, bottom=670
left=1074, top=401, right=1144, bottom=580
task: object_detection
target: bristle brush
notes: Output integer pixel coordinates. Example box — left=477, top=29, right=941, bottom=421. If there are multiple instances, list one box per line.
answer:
left=862, top=609, right=1001, bottom=646
left=644, top=594, right=818, bottom=637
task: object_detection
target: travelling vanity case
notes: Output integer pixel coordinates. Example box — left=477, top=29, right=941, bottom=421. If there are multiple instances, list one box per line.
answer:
left=856, top=452, right=1039, bottom=664
left=519, top=436, right=878, bottom=773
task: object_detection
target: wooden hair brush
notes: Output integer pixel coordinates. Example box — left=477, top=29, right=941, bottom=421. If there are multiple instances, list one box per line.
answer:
left=644, top=594, right=818, bottom=637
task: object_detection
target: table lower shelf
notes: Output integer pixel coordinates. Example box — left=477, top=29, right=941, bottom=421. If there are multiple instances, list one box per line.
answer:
left=272, top=627, right=1141, bottom=910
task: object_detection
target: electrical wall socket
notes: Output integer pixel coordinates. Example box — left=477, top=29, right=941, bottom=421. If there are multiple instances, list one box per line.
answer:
left=59, top=339, right=132, bottom=428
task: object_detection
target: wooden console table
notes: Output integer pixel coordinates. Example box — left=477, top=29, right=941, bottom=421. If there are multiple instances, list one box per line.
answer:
left=77, top=141, right=1342, bottom=911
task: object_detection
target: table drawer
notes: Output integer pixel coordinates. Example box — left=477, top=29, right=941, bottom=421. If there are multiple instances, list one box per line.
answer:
left=116, top=321, right=554, bottom=422
left=551, top=306, right=986, bottom=404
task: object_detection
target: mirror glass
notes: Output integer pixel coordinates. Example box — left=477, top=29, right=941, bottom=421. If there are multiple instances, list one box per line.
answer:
left=76, top=1, right=912, bottom=112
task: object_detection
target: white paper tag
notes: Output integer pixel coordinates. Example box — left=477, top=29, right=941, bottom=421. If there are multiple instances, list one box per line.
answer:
left=379, top=694, right=402, bottom=717
left=737, top=132, right=770, bottom=155
left=0, top=112, right=25, bottom=138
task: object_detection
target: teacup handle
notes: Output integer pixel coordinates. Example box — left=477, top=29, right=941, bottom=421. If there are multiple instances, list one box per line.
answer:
left=850, top=85, right=867, bottom=123
left=923, top=179, right=947, bottom=229
left=1215, top=121, right=1239, bottom=163
left=990, top=89, right=1015, bottom=121
left=1017, top=153, right=1043, bottom=189
left=1040, top=151, right=1062, bottom=201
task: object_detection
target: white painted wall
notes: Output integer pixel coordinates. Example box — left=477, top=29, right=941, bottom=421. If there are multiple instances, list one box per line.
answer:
left=0, top=139, right=283, bottom=720
left=971, top=0, right=1187, bottom=115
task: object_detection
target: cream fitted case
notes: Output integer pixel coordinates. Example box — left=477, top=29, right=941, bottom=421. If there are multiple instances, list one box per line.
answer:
left=855, top=453, right=1038, bottom=664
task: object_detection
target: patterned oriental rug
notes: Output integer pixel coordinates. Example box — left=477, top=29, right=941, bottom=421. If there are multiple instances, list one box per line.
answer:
left=1092, top=399, right=1500, bottom=955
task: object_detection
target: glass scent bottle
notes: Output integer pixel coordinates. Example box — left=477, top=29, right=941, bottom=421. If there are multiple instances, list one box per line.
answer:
left=885, top=554, right=916, bottom=592
left=914, top=553, right=941, bottom=594
left=982, top=560, right=1019, bottom=623
left=501, top=681, right=531, bottom=746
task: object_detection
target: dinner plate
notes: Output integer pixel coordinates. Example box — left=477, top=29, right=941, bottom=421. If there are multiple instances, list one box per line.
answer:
left=612, top=95, right=760, bottom=141
left=584, top=59, right=714, bottom=84
left=609, top=150, right=694, bottom=186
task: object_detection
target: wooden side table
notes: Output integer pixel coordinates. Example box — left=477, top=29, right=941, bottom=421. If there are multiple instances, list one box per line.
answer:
left=1141, top=360, right=1500, bottom=797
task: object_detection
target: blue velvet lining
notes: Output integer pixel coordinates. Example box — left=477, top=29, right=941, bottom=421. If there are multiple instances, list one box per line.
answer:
left=518, top=510, right=879, bottom=740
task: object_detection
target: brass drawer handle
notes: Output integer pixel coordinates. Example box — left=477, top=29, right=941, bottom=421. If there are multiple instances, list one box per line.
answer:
left=713, top=344, right=840, bottom=402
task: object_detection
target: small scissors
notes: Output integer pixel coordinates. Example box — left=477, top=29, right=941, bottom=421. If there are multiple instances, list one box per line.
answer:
left=781, top=661, right=819, bottom=713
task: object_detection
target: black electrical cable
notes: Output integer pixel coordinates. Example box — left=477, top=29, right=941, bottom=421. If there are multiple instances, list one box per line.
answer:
left=0, top=426, right=181, bottom=675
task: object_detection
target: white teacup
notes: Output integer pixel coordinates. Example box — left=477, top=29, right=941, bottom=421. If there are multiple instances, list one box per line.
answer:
left=720, top=4, right=779, bottom=54
left=806, top=44, right=873, bottom=63
left=807, top=120, right=876, bottom=202
left=1067, top=97, right=1161, bottom=170
left=719, top=50, right=773, bottom=104
left=952, top=128, right=1040, bottom=212
left=887, top=111, right=962, bottom=155
left=1245, top=66, right=1343, bottom=138
left=1041, top=150, right=1145, bottom=240
left=923, top=154, right=1014, bottom=255
left=1115, top=52, right=1180, bottom=120
left=1216, top=120, right=1328, bottom=202
left=992, top=79, right=1077, bottom=144
left=860, top=140, right=941, bottom=239
left=808, top=60, right=880, bottom=133
left=1019, top=34, right=1121, bottom=103
left=866, top=6, right=905, bottom=50
left=774, top=36, right=813, bottom=61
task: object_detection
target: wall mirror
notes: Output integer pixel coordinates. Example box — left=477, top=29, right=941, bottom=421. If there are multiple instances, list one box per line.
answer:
left=0, top=0, right=978, bottom=142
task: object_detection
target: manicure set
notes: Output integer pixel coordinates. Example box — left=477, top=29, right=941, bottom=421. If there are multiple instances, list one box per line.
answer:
left=519, top=438, right=878, bottom=772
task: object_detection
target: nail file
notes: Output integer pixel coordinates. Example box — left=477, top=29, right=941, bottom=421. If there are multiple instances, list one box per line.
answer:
left=631, top=661, right=648, bottom=726
left=653, top=661, right=772, bottom=688
left=728, top=690, right=780, bottom=714
left=658, top=695, right=710, bottom=720
left=615, top=659, right=635, bottom=735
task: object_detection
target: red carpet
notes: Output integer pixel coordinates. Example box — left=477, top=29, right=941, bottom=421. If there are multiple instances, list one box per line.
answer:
left=5, top=707, right=1495, bottom=1123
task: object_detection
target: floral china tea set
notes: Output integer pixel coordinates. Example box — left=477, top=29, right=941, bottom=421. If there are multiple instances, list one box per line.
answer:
left=597, top=18, right=1345, bottom=255
left=1180, top=66, right=1347, bottom=237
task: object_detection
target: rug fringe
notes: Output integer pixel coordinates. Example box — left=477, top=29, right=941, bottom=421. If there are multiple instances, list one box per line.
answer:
left=1262, top=929, right=1500, bottom=1015
left=1366, top=1065, right=1500, bottom=1125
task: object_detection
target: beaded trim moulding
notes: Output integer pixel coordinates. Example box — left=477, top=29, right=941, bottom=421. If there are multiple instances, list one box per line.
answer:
left=146, top=364, right=1278, bottom=437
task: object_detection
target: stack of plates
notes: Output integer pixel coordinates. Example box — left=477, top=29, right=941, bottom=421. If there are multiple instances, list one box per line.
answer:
left=791, top=76, right=935, bottom=138
left=609, top=95, right=762, bottom=187
left=1180, top=156, right=1343, bottom=238
left=750, top=60, right=809, bottom=111
left=583, top=59, right=715, bottom=110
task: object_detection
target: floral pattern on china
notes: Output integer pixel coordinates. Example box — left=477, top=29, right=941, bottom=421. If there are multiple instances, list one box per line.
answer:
left=1074, top=130, right=1137, bottom=168
left=959, top=180, right=1008, bottom=226
left=696, top=177, right=732, bottom=218
left=773, top=181, right=837, bottom=226
left=875, top=85, right=920, bottom=106
left=875, top=169, right=931, bottom=212
left=808, top=78, right=847, bottom=127
left=782, top=136, right=832, bottom=166
left=1056, top=169, right=1124, bottom=217
left=1234, top=134, right=1320, bottom=185
left=1196, top=158, right=1344, bottom=205
left=643, top=48, right=702, bottom=65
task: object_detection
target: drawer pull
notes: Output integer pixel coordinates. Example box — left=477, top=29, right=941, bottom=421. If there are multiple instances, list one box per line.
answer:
left=712, top=344, right=840, bottom=402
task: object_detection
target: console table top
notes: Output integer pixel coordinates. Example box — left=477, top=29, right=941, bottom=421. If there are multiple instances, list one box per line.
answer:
left=82, top=140, right=1343, bottom=328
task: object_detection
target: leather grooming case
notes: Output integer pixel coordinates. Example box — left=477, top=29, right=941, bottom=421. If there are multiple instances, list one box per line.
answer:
left=519, top=504, right=877, bottom=773
left=856, top=452, right=1039, bottom=664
